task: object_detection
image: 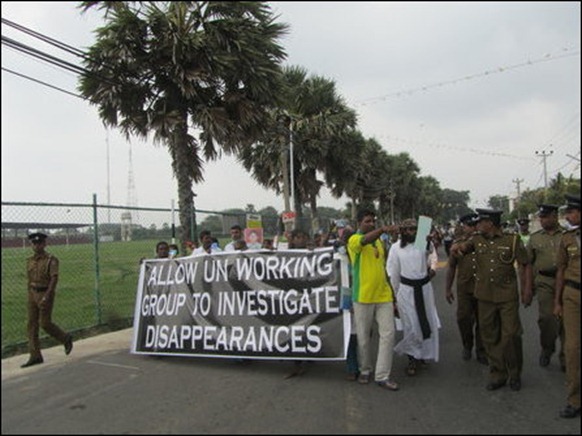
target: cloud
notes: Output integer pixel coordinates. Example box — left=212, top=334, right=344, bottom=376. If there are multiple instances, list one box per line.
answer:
left=2, top=1, right=580, bottom=216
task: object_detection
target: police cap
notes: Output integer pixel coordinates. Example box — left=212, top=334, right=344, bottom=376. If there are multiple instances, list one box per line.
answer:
left=459, top=212, right=478, bottom=226
left=564, top=193, right=581, bottom=211
left=516, top=218, right=530, bottom=226
left=536, top=204, right=559, bottom=217
left=475, top=208, right=503, bottom=222
left=28, top=232, right=48, bottom=243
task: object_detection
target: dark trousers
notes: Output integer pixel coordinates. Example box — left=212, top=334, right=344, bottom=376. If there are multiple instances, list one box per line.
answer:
left=536, top=282, right=565, bottom=361
left=346, top=334, right=359, bottom=374
left=457, top=283, right=485, bottom=355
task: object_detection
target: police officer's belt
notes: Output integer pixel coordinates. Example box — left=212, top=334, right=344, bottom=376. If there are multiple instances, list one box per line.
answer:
left=565, top=280, right=581, bottom=291
left=31, top=286, right=48, bottom=292
left=538, top=269, right=557, bottom=278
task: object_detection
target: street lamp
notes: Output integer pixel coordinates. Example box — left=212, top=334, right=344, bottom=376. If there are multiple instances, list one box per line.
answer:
left=289, top=117, right=295, bottom=213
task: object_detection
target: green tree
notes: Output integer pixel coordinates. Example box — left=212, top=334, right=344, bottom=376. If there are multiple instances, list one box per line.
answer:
left=324, top=130, right=368, bottom=221
left=416, top=176, right=443, bottom=220
left=388, top=152, right=421, bottom=221
left=487, top=195, right=511, bottom=222
left=78, top=1, right=288, bottom=248
left=238, top=66, right=356, bottom=233
left=439, top=189, right=471, bottom=224
left=198, top=214, right=222, bottom=236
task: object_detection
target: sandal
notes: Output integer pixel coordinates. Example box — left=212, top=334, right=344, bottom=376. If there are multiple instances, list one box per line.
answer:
left=406, top=359, right=417, bottom=376
left=357, top=373, right=370, bottom=384
left=345, top=373, right=358, bottom=381
left=377, top=379, right=399, bottom=391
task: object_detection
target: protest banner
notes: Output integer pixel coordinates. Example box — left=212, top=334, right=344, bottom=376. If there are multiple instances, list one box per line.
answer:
left=131, top=247, right=348, bottom=360
left=281, top=211, right=296, bottom=224
left=414, top=215, right=433, bottom=252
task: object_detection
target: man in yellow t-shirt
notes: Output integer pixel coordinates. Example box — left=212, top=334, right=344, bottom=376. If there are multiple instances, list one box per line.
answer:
left=348, top=209, right=399, bottom=391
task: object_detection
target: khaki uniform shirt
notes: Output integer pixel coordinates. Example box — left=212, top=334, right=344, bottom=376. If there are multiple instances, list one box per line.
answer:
left=453, top=235, right=477, bottom=289
left=27, top=251, right=59, bottom=288
left=557, top=228, right=581, bottom=285
left=462, top=230, right=528, bottom=303
left=526, top=227, right=564, bottom=285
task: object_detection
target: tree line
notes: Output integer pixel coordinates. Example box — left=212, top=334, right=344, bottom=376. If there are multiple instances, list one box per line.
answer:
left=77, top=2, right=579, bottom=246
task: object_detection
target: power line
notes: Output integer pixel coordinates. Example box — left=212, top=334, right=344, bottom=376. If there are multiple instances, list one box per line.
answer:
left=1, top=34, right=119, bottom=86
left=2, top=17, right=86, bottom=58
left=353, top=47, right=580, bottom=106
left=380, top=134, right=535, bottom=161
left=1, top=66, right=85, bottom=100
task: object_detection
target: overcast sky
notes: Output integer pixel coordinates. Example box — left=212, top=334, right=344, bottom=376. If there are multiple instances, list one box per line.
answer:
left=2, top=1, right=580, bottom=218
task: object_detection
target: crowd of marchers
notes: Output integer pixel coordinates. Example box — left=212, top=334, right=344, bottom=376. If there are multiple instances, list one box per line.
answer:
left=19, top=193, right=580, bottom=420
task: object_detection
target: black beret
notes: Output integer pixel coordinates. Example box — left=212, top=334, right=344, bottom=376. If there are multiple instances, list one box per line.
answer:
left=28, top=232, right=48, bottom=243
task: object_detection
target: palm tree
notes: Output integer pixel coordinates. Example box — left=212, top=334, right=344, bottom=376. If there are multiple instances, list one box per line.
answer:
left=324, top=130, right=368, bottom=220
left=77, top=1, right=288, bottom=247
left=238, top=65, right=356, bottom=233
left=293, top=76, right=357, bottom=233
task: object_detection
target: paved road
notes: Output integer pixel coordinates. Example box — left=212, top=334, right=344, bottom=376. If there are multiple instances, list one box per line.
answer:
left=2, top=254, right=579, bottom=434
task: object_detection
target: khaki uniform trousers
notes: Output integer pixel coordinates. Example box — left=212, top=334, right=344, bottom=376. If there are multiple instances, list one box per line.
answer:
left=563, top=286, right=580, bottom=408
left=536, top=279, right=565, bottom=361
left=478, top=298, right=523, bottom=383
left=456, top=280, right=484, bottom=355
left=27, top=289, right=68, bottom=359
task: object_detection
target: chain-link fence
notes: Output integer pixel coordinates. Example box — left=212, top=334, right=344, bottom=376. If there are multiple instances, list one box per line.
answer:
left=1, top=197, right=306, bottom=357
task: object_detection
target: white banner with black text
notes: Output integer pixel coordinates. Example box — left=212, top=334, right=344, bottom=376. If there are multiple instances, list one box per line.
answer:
left=131, top=247, right=349, bottom=360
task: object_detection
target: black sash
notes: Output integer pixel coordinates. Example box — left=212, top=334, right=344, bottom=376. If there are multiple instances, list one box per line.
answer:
left=400, top=275, right=432, bottom=339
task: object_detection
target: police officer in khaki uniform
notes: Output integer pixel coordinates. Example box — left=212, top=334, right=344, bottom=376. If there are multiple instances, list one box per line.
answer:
left=554, top=194, right=581, bottom=419
left=526, top=204, right=566, bottom=370
left=445, top=212, right=487, bottom=364
left=21, top=232, right=73, bottom=368
left=451, top=209, right=532, bottom=391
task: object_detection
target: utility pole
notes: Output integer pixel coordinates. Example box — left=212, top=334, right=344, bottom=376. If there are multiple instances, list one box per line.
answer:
left=388, top=180, right=396, bottom=224
left=512, top=178, right=524, bottom=199
left=289, top=117, right=295, bottom=213
left=512, top=178, right=524, bottom=211
left=106, top=130, right=111, bottom=224
left=535, top=149, right=553, bottom=195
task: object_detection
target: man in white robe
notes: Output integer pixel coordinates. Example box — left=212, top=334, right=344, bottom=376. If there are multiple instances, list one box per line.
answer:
left=387, top=218, right=441, bottom=376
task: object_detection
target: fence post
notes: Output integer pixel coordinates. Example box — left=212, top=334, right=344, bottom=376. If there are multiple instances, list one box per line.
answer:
left=92, top=194, right=102, bottom=324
